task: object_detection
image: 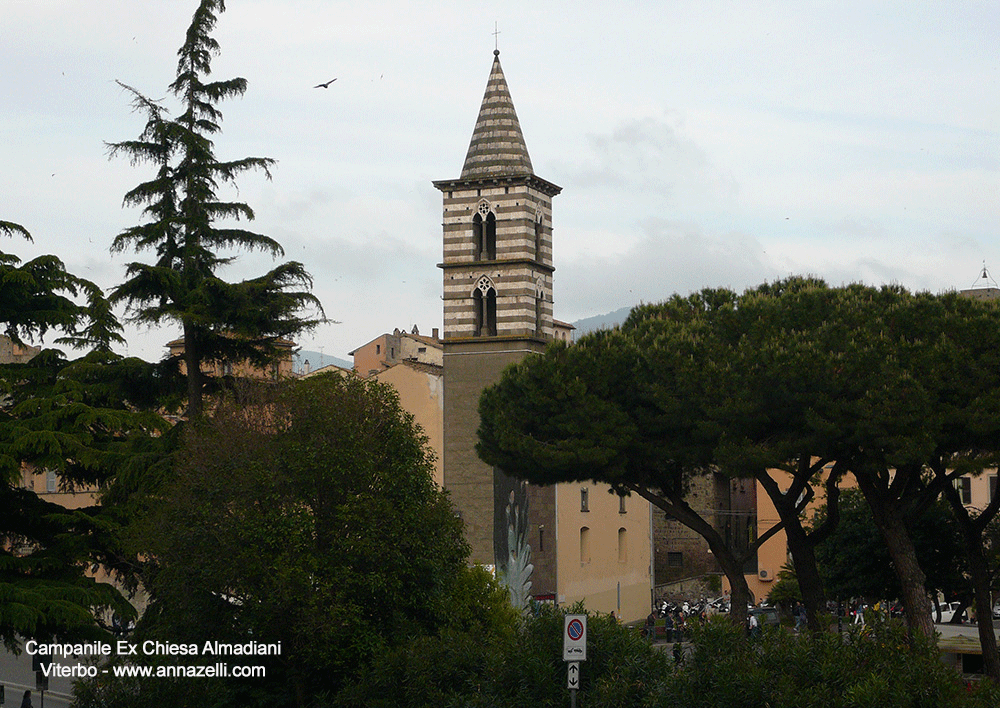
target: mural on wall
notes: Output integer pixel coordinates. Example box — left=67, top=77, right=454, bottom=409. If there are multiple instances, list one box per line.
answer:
left=493, top=468, right=533, bottom=609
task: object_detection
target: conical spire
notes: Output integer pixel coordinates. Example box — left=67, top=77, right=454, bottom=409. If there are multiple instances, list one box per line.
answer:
left=460, top=50, right=534, bottom=179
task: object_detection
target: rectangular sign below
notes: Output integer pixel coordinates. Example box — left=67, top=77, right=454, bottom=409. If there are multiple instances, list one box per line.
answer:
left=563, top=614, right=587, bottom=661
left=567, top=660, right=580, bottom=689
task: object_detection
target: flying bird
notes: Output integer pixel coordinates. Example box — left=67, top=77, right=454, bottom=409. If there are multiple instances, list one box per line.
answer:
left=314, top=79, right=337, bottom=88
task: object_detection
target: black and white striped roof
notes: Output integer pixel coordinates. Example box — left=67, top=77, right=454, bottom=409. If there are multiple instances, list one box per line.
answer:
left=460, top=50, right=534, bottom=180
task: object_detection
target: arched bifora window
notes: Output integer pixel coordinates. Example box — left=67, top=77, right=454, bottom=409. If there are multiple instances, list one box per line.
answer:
left=473, top=275, right=498, bottom=337
left=473, top=202, right=497, bottom=261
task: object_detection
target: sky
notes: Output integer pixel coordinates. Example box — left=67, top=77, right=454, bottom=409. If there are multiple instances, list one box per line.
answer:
left=3, top=0, right=998, bottom=364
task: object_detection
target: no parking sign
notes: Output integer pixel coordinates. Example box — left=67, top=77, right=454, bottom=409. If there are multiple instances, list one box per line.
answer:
left=563, top=614, right=587, bottom=661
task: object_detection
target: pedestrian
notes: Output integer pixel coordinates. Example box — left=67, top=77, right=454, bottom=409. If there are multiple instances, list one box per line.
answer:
left=664, top=611, right=674, bottom=642
left=610, top=611, right=618, bottom=624
left=645, top=609, right=657, bottom=641
left=749, top=611, right=760, bottom=639
left=794, top=602, right=805, bottom=632
left=20, top=690, right=32, bottom=708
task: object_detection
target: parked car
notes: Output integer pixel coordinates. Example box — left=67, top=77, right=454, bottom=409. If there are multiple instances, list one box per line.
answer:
left=749, top=607, right=780, bottom=626
left=932, top=602, right=965, bottom=624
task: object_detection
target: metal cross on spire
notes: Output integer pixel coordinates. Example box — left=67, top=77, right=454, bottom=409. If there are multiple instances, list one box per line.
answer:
left=493, top=22, right=501, bottom=52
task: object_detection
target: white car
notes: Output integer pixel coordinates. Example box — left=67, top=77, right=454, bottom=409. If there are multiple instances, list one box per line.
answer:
left=932, top=602, right=964, bottom=623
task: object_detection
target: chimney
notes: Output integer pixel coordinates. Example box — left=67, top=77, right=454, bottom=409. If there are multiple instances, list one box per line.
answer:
left=432, top=328, right=439, bottom=341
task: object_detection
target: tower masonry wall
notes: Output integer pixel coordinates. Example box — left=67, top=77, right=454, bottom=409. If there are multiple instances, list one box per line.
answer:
left=439, top=181, right=555, bottom=340
left=443, top=339, right=547, bottom=566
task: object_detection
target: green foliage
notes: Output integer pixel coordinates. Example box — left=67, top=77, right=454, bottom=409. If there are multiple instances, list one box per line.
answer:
left=0, top=341, right=180, bottom=622
left=730, top=282, right=1000, bottom=635
left=481, top=277, right=1000, bottom=636
left=0, top=223, right=146, bottom=649
left=0, top=485, right=133, bottom=649
left=650, top=616, right=999, bottom=708
left=706, top=574, right=722, bottom=594
left=815, top=489, right=969, bottom=603
left=84, top=374, right=473, bottom=705
left=0, top=222, right=122, bottom=351
left=338, top=606, right=1000, bottom=708
left=476, top=314, right=759, bottom=622
left=444, top=564, right=522, bottom=638
left=0, top=349, right=175, bottom=487
left=337, top=603, right=673, bottom=708
left=767, top=564, right=803, bottom=608
left=108, top=0, right=323, bottom=416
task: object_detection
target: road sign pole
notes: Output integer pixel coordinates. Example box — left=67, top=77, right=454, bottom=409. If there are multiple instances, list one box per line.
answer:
left=567, top=660, right=581, bottom=708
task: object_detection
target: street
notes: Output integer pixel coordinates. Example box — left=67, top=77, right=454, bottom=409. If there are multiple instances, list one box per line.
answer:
left=1, top=648, right=77, bottom=708
left=934, top=618, right=1000, bottom=642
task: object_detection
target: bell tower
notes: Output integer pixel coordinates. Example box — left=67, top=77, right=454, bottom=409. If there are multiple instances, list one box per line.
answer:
left=433, top=50, right=561, bottom=598
left=435, top=50, right=561, bottom=342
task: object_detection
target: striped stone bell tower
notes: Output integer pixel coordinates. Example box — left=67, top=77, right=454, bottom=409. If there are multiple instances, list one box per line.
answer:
left=433, top=50, right=561, bottom=601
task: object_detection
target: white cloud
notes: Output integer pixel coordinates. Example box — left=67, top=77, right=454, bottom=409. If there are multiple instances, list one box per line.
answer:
left=557, top=219, right=779, bottom=320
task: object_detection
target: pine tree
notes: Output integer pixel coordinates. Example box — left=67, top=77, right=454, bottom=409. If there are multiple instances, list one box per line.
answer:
left=108, top=0, right=323, bottom=417
left=0, top=222, right=141, bottom=649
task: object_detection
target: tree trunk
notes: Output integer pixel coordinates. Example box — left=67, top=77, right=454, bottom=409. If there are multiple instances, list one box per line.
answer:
left=784, top=524, right=827, bottom=632
left=854, top=473, right=934, bottom=640
left=949, top=598, right=970, bottom=625
left=965, top=534, right=1000, bottom=680
left=879, top=516, right=934, bottom=639
left=183, top=320, right=202, bottom=418
left=756, top=465, right=831, bottom=633
left=713, top=539, right=753, bottom=629
left=628, top=483, right=769, bottom=630
left=938, top=474, right=1000, bottom=682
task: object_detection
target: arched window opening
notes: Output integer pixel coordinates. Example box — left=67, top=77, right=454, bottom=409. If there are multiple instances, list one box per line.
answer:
left=473, top=276, right=498, bottom=337
left=485, top=212, right=497, bottom=260
left=474, top=202, right=496, bottom=261
left=580, top=526, right=591, bottom=564
left=473, top=213, right=485, bottom=260
left=618, top=528, right=628, bottom=563
left=535, top=215, right=543, bottom=261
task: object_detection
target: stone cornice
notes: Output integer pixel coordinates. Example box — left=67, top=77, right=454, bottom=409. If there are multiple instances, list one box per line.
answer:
left=437, top=258, right=555, bottom=274
left=432, top=174, right=562, bottom=198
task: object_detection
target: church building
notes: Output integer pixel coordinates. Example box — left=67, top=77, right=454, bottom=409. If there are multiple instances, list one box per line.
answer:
left=433, top=50, right=651, bottom=619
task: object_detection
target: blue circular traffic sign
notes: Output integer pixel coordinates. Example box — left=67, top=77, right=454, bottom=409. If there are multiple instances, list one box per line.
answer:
left=567, top=618, right=584, bottom=641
